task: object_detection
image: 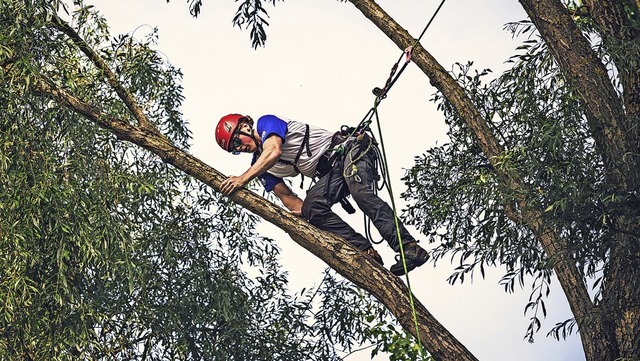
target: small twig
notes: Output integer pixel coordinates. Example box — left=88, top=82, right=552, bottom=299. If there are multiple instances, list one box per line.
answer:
left=49, top=13, right=155, bottom=130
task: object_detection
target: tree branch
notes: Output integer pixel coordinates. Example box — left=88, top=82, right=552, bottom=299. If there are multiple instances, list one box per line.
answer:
left=49, top=14, right=155, bottom=130
left=30, top=73, right=478, bottom=361
left=583, top=0, right=640, bottom=146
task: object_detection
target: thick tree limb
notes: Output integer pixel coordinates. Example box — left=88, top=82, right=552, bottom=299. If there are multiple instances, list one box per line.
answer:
left=49, top=14, right=154, bottom=129
left=583, top=0, right=640, bottom=147
left=30, top=74, right=478, bottom=361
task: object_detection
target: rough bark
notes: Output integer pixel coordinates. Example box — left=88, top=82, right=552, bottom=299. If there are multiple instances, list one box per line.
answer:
left=600, top=216, right=640, bottom=360
left=583, top=0, right=640, bottom=133
left=579, top=2, right=640, bottom=357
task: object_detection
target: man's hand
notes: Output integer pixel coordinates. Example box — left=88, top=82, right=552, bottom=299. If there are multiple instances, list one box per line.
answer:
left=220, top=175, right=246, bottom=196
left=219, top=133, right=283, bottom=197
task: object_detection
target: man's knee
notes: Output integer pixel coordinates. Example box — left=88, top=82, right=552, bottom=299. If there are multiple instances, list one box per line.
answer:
left=348, top=181, right=377, bottom=206
left=301, top=194, right=326, bottom=223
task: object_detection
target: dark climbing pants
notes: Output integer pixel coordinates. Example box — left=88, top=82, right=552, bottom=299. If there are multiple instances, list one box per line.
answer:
left=301, top=136, right=416, bottom=252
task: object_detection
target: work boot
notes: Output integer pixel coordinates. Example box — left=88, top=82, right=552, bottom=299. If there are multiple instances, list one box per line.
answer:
left=390, top=242, right=428, bottom=276
left=363, top=247, right=384, bottom=266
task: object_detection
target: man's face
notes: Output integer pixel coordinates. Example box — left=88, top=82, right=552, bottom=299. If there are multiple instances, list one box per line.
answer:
left=231, top=123, right=258, bottom=153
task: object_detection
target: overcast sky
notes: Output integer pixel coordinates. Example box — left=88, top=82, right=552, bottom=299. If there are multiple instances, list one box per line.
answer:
left=79, top=1, right=585, bottom=360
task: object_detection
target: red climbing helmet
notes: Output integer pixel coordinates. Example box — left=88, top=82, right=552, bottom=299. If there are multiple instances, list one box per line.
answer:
left=215, top=114, right=253, bottom=153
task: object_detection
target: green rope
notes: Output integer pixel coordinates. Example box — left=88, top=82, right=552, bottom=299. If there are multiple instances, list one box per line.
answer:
left=371, top=104, right=424, bottom=352
left=343, top=138, right=374, bottom=181
left=358, top=0, right=447, bottom=354
left=347, top=102, right=424, bottom=345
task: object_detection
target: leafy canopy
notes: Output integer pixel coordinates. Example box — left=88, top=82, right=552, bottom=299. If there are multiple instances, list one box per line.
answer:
left=402, top=16, right=638, bottom=341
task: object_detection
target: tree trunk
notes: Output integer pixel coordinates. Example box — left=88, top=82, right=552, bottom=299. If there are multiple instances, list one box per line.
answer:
left=517, top=1, right=640, bottom=359
left=583, top=0, right=640, bottom=137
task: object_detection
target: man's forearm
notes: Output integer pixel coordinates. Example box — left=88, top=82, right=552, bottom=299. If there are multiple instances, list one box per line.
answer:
left=273, top=182, right=303, bottom=214
left=281, top=193, right=303, bottom=213
left=239, top=146, right=281, bottom=184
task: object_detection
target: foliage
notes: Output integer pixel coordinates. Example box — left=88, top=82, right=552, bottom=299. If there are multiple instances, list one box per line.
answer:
left=0, top=1, right=397, bottom=360
left=365, top=321, right=432, bottom=361
left=181, top=0, right=349, bottom=48
left=185, top=0, right=284, bottom=48
left=402, top=15, right=638, bottom=342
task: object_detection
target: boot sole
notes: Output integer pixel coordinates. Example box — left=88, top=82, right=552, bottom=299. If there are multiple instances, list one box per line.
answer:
left=389, top=256, right=427, bottom=276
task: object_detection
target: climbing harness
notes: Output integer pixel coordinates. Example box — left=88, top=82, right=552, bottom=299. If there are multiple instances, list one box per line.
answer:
left=277, top=123, right=312, bottom=188
left=343, top=135, right=375, bottom=183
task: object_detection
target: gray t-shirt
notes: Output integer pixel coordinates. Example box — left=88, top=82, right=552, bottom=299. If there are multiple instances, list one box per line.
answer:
left=253, top=114, right=334, bottom=191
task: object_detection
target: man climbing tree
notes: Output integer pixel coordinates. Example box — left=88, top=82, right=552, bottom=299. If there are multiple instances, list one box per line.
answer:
left=215, top=113, right=429, bottom=275
left=3, top=0, right=639, bottom=360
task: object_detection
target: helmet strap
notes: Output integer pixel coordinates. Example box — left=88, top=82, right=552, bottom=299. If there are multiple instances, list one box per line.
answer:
left=234, top=127, right=261, bottom=153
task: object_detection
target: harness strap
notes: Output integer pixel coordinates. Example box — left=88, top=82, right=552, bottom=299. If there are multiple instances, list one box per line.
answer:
left=294, top=124, right=312, bottom=165
left=277, top=124, right=311, bottom=187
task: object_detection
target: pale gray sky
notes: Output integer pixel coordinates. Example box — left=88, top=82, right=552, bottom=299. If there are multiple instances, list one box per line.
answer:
left=80, top=1, right=585, bottom=360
